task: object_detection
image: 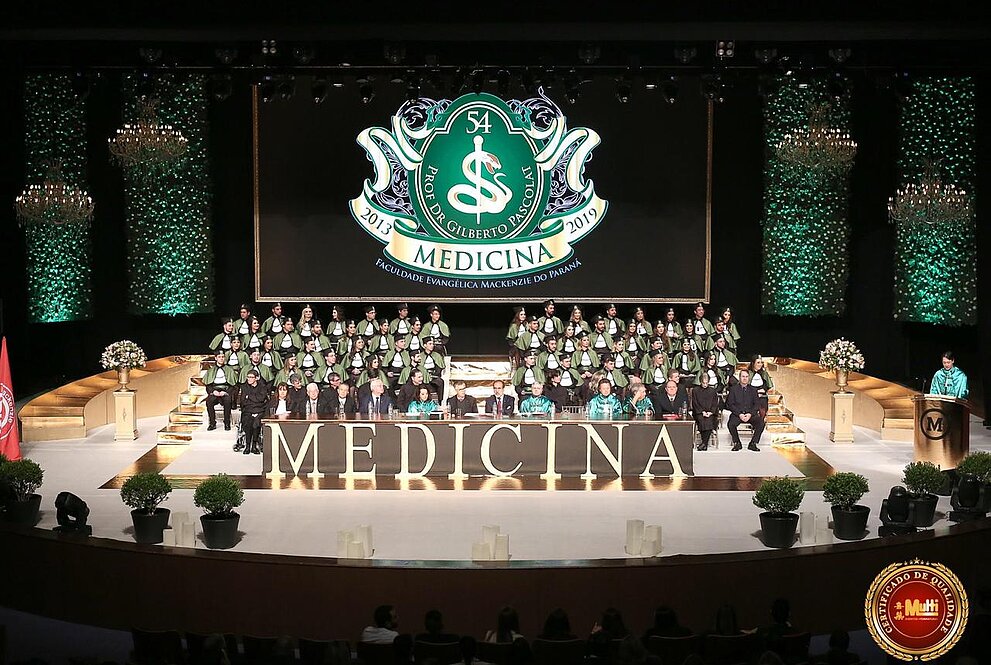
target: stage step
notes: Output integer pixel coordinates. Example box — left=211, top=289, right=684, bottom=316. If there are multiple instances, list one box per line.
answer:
left=177, top=403, right=206, bottom=414
left=157, top=424, right=199, bottom=444
left=180, top=393, right=204, bottom=406
left=767, top=424, right=807, bottom=445
left=169, top=410, right=205, bottom=425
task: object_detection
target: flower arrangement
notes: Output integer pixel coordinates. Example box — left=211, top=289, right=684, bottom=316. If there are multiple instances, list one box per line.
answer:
left=819, top=337, right=865, bottom=372
left=100, top=340, right=148, bottom=370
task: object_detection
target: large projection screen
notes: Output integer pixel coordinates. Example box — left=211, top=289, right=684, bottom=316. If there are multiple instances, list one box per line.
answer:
left=255, top=77, right=711, bottom=303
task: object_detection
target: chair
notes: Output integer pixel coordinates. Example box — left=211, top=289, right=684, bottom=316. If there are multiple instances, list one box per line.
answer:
left=242, top=635, right=294, bottom=665
left=767, top=632, right=810, bottom=665
left=704, top=633, right=761, bottom=665
left=185, top=633, right=240, bottom=665
left=414, top=640, right=463, bottom=665
left=646, top=635, right=701, bottom=665
left=531, top=638, right=587, bottom=665
left=298, top=638, right=352, bottom=665
left=357, top=641, right=399, bottom=665
left=131, top=628, right=185, bottom=665
left=476, top=641, right=515, bottom=665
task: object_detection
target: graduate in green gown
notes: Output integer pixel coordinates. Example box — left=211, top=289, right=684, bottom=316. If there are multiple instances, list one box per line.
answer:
left=632, top=307, right=651, bottom=338
left=661, top=308, right=684, bottom=344
left=697, top=352, right=727, bottom=395
left=537, top=336, right=563, bottom=373
left=383, top=335, right=412, bottom=388
left=600, top=355, right=630, bottom=396
left=342, top=337, right=369, bottom=384
left=537, top=299, right=564, bottom=337
left=326, top=305, right=348, bottom=343
left=672, top=340, right=701, bottom=385
left=358, top=305, right=379, bottom=340
left=589, top=316, right=614, bottom=355
left=261, top=302, right=286, bottom=338
left=682, top=320, right=706, bottom=356
left=241, top=316, right=265, bottom=354
left=560, top=323, right=579, bottom=356
left=223, top=337, right=250, bottom=371
left=369, top=318, right=395, bottom=357
left=357, top=355, right=390, bottom=390
left=308, top=320, right=333, bottom=355
left=422, top=305, right=451, bottom=353
left=234, top=304, right=253, bottom=337
left=273, top=318, right=303, bottom=358
left=556, top=355, right=582, bottom=395
left=389, top=303, right=413, bottom=336
left=296, top=337, right=327, bottom=383
left=336, top=320, right=359, bottom=356
left=239, top=349, right=275, bottom=386
left=420, top=338, right=447, bottom=383
left=611, top=338, right=637, bottom=377
left=930, top=351, right=969, bottom=398
left=313, top=349, right=347, bottom=387
left=297, top=304, right=316, bottom=341
left=505, top=306, right=529, bottom=348
left=274, top=355, right=304, bottom=386
left=512, top=350, right=546, bottom=397
left=690, top=302, right=715, bottom=336
left=642, top=349, right=671, bottom=392
left=572, top=333, right=600, bottom=378
left=515, top=316, right=545, bottom=353
left=258, top=337, right=284, bottom=372
left=709, top=337, right=739, bottom=384
left=405, top=317, right=424, bottom=355
left=641, top=336, right=669, bottom=374
left=707, top=319, right=737, bottom=352
left=718, top=306, right=742, bottom=346
left=209, top=318, right=238, bottom=353
left=603, top=303, right=622, bottom=338
left=568, top=305, right=592, bottom=335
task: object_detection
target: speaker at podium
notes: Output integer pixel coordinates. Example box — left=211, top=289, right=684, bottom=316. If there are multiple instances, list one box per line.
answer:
left=912, top=394, right=970, bottom=469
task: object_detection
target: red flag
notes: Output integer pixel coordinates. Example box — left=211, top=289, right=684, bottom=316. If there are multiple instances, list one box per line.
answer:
left=0, top=336, right=22, bottom=461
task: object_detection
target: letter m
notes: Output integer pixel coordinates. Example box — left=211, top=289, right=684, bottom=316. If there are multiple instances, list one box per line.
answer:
left=904, top=599, right=923, bottom=617
left=925, top=416, right=943, bottom=433
left=266, top=423, right=326, bottom=480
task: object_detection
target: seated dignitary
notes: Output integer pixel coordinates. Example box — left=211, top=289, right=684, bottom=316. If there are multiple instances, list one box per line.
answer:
left=446, top=381, right=479, bottom=417
left=485, top=380, right=516, bottom=417
left=268, top=382, right=297, bottom=418
left=624, top=382, right=655, bottom=418
left=238, top=369, right=269, bottom=455
left=358, top=378, right=393, bottom=416
left=726, top=368, right=765, bottom=452
left=204, top=351, right=234, bottom=431
left=692, top=370, right=720, bottom=450
left=327, top=382, right=358, bottom=417
left=655, top=380, right=688, bottom=419
left=586, top=378, right=623, bottom=418
left=300, top=382, right=333, bottom=419
left=519, top=381, right=555, bottom=415
left=406, top=385, right=440, bottom=415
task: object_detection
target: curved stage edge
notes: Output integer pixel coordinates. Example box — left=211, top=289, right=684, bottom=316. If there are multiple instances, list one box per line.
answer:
left=2, top=519, right=990, bottom=641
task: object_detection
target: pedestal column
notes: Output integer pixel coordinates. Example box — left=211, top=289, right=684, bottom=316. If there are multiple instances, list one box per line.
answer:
left=830, top=391, right=855, bottom=443
left=114, top=389, right=137, bottom=441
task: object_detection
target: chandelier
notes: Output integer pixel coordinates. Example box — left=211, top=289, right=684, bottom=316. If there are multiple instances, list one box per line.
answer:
left=108, top=97, right=188, bottom=176
left=14, top=160, right=94, bottom=226
left=774, top=103, right=857, bottom=174
left=888, top=161, right=973, bottom=226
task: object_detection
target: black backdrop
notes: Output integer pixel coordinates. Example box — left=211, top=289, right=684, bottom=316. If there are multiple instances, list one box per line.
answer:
left=0, top=70, right=987, bottom=418
left=255, top=77, right=710, bottom=302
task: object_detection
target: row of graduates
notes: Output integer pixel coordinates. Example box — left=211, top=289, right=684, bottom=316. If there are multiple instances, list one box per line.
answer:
left=209, top=302, right=452, bottom=358
left=505, top=301, right=742, bottom=359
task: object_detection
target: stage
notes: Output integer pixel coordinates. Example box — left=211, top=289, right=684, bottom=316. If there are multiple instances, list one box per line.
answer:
left=15, top=412, right=991, bottom=562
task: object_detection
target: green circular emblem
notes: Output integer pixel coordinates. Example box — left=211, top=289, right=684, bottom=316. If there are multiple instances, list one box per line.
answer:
left=411, top=94, right=549, bottom=241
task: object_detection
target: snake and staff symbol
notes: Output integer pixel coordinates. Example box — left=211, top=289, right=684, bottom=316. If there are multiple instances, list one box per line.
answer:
left=447, top=135, right=514, bottom=225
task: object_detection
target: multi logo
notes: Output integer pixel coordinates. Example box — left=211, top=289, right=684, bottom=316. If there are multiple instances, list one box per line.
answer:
left=350, top=90, right=607, bottom=280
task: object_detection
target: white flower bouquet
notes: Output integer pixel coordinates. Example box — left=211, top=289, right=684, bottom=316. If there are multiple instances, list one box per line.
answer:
left=100, top=340, right=148, bottom=370
left=819, top=338, right=865, bottom=372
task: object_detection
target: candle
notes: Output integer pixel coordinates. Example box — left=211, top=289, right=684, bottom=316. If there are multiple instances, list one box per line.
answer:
left=643, top=525, right=662, bottom=555
left=337, top=531, right=353, bottom=558
left=472, top=542, right=492, bottom=561
left=180, top=521, right=196, bottom=548
left=625, top=519, right=644, bottom=555
left=482, top=525, right=500, bottom=552
left=347, top=540, right=366, bottom=559
left=358, top=525, right=373, bottom=554
left=799, top=512, right=816, bottom=545
left=161, top=529, right=176, bottom=546
left=494, top=534, right=510, bottom=561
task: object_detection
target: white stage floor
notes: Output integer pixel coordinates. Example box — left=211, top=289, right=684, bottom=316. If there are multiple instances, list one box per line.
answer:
left=18, top=415, right=991, bottom=562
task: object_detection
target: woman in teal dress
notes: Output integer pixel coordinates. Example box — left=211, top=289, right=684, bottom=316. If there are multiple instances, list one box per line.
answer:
left=587, top=379, right=624, bottom=419
left=624, top=382, right=655, bottom=418
left=930, top=351, right=968, bottom=398
left=407, top=385, right=439, bottom=415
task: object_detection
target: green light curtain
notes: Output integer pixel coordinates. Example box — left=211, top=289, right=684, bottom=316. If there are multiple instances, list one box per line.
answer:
left=893, top=77, right=976, bottom=326
left=122, top=73, right=215, bottom=315
left=760, top=77, right=853, bottom=317
left=22, top=73, right=93, bottom=323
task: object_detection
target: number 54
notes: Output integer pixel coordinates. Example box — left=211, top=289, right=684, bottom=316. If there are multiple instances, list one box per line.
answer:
left=466, top=110, right=491, bottom=134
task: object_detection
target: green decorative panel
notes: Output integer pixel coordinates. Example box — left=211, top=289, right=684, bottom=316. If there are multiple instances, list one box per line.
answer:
left=22, top=73, right=93, bottom=323
left=122, top=73, right=215, bottom=314
left=893, top=77, right=976, bottom=326
left=760, top=77, right=852, bottom=317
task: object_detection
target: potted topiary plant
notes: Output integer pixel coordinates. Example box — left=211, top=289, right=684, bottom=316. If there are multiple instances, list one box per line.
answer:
left=823, top=472, right=870, bottom=540
left=194, top=473, right=244, bottom=549
left=0, top=458, right=44, bottom=526
left=902, top=461, right=944, bottom=527
left=120, top=472, right=173, bottom=544
left=753, top=477, right=805, bottom=548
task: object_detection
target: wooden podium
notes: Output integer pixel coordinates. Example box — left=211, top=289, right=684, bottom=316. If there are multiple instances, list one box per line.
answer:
left=912, top=394, right=970, bottom=468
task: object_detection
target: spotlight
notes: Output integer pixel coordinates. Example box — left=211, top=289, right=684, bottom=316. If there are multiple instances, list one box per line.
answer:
left=578, top=43, right=600, bottom=65
left=660, top=76, right=679, bottom=104
left=470, top=69, right=485, bottom=95
left=277, top=76, right=296, bottom=101
left=496, top=69, right=510, bottom=98
left=828, top=48, right=852, bottom=65
left=644, top=73, right=658, bottom=91
left=311, top=77, right=329, bottom=104
left=259, top=76, right=276, bottom=103
left=261, top=39, right=277, bottom=56
left=138, top=47, right=162, bottom=65
left=214, top=47, right=238, bottom=66
left=615, top=74, right=632, bottom=103
left=210, top=72, right=233, bottom=102
left=673, top=46, right=697, bottom=64
left=358, top=79, right=375, bottom=104
left=53, top=491, right=91, bottom=536
left=715, top=40, right=735, bottom=59
left=384, top=43, right=406, bottom=65
left=754, top=48, right=778, bottom=65
left=293, top=45, right=316, bottom=65
left=700, top=73, right=726, bottom=104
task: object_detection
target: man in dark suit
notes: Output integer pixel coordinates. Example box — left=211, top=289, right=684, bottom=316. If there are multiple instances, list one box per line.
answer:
left=655, top=380, right=688, bottom=418
left=326, top=383, right=358, bottom=416
left=301, top=382, right=333, bottom=418
left=446, top=381, right=478, bottom=417
left=484, top=380, right=516, bottom=417
left=396, top=370, right=426, bottom=412
left=357, top=378, right=393, bottom=416
left=726, top=368, right=765, bottom=451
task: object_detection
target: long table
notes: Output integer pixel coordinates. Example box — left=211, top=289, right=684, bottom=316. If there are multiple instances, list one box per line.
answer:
left=262, top=415, right=695, bottom=480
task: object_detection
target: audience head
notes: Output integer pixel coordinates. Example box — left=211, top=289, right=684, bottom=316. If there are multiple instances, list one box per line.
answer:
left=417, top=386, right=431, bottom=402
left=739, top=369, right=751, bottom=386
left=714, top=604, right=738, bottom=636
left=531, top=382, right=544, bottom=396
left=411, top=370, right=424, bottom=385
left=770, top=598, right=790, bottom=624
left=374, top=604, right=398, bottom=629
left=542, top=608, right=572, bottom=639
left=496, top=606, right=520, bottom=642
left=827, top=629, right=850, bottom=651
left=424, top=609, right=444, bottom=634
left=370, top=378, right=386, bottom=396
left=665, top=380, right=678, bottom=397
left=600, top=607, right=627, bottom=637
left=653, top=606, right=680, bottom=632
left=306, top=383, right=320, bottom=400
